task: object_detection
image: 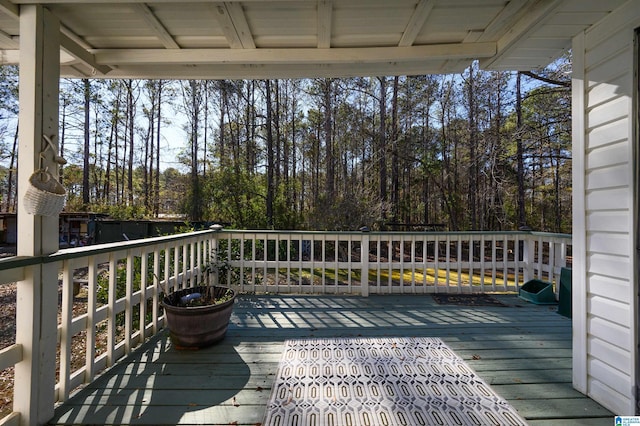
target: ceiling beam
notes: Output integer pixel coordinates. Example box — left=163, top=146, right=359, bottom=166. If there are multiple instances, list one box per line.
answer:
left=93, top=42, right=496, bottom=65
left=0, top=28, right=18, bottom=48
left=440, top=30, right=482, bottom=72
left=317, top=0, right=332, bottom=48
left=132, top=3, right=180, bottom=49
left=212, top=2, right=255, bottom=49
left=212, top=3, right=242, bottom=48
left=398, top=0, right=435, bottom=47
left=87, top=60, right=474, bottom=80
left=0, top=0, right=18, bottom=18
left=480, top=0, right=562, bottom=69
left=477, top=0, right=529, bottom=42
left=12, top=0, right=318, bottom=3
left=224, top=2, right=254, bottom=48
left=60, top=33, right=112, bottom=75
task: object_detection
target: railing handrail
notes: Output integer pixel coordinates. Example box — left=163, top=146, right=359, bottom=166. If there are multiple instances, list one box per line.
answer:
left=1, top=229, right=572, bottom=426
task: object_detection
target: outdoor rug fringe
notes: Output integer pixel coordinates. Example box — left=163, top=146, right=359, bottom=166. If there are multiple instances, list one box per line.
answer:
left=264, top=337, right=527, bottom=426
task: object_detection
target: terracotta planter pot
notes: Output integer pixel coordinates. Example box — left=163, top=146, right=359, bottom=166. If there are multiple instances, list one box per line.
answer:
left=162, top=285, right=236, bottom=349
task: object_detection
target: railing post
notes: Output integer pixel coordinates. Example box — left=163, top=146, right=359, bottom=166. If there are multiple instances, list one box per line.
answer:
left=210, top=225, right=222, bottom=286
left=361, top=230, right=370, bottom=297
left=14, top=5, right=61, bottom=425
left=522, top=234, right=535, bottom=283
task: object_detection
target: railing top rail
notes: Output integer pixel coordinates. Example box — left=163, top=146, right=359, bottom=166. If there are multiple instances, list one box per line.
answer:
left=0, top=229, right=216, bottom=272
left=529, top=231, right=572, bottom=240
left=0, top=255, right=42, bottom=272
left=0, top=229, right=572, bottom=273
left=218, top=229, right=571, bottom=238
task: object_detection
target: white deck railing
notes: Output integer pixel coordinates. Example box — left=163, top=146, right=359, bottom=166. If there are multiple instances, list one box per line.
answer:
left=0, top=229, right=570, bottom=425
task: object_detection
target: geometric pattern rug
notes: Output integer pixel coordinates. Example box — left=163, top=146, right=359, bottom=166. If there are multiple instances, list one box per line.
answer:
left=263, top=337, right=527, bottom=426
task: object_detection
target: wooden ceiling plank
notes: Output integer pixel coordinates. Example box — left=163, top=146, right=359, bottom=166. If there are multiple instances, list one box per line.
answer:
left=0, top=0, right=18, bottom=18
left=481, top=0, right=562, bottom=69
left=211, top=3, right=243, bottom=48
left=132, top=3, right=180, bottom=49
left=60, top=26, right=93, bottom=50
left=317, top=0, right=332, bottom=48
left=477, top=0, right=530, bottom=42
left=224, top=2, right=255, bottom=49
left=398, top=0, right=435, bottom=47
left=0, top=28, right=18, bottom=48
left=93, top=42, right=496, bottom=65
left=61, top=33, right=112, bottom=75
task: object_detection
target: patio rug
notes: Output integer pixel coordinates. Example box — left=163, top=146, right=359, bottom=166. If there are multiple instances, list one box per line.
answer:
left=263, top=337, right=526, bottom=426
left=431, top=293, right=507, bottom=307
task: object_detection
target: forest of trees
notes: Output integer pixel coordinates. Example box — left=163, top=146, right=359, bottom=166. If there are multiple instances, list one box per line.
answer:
left=0, top=57, right=572, bottom=233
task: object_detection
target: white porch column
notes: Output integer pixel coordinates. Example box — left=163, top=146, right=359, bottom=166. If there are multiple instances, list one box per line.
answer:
left=14, top=5, right=60, bottom=425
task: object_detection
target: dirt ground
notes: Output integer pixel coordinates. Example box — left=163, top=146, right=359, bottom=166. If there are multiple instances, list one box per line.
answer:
left=0, top=283, right=16, bottom=420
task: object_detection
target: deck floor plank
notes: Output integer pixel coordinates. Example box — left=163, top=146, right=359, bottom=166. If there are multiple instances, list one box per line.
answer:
left=49, top=294, right=614, bottom=425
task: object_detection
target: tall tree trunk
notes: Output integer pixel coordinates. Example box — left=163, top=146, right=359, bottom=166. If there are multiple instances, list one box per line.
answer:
left=127, top=80, right=135, bottom=206
left=516, top=72, right=526, bottom=228
left=5, top=123, right=18, bottom=212
left=154, top=81, right=163, bottom=217
left=467, top=64, right=478, bottom=230
left=391, top=76, right=399, bottom=222
left=265, top=80, right=275, bottom=228
left=323, top=79, right=334, bottom=200
left=378, top=77, right=388, bottom=217
left=83, top=79, right=91, bottom=206
left=274, top=79, right=282, bottom=189
left=189, top=80, right=202, bottom=221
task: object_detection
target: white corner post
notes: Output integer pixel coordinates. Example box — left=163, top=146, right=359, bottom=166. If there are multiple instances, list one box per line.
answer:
left=571, top=30, right=588, bottom=395
left=14, top=5, right=61, bottom=425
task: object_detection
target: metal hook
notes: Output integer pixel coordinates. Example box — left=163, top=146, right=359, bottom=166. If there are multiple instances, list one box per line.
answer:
left=42, top=134, right=67, bottom=165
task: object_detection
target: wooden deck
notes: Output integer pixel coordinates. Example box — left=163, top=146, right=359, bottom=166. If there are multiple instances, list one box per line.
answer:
left=49, top=294, right=613, bottom=426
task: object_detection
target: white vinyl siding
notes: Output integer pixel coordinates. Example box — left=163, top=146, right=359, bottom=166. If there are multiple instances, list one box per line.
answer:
left=573, top=0, right=640, bottom=415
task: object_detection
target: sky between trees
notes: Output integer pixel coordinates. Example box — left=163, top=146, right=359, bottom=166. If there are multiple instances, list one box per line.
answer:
left=0, top=56, right=572, bottom=233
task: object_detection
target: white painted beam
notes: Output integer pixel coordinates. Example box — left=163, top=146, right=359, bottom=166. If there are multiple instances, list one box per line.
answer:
left=477, top=0, right=529, bottom=42
left=480, top=0, right=562, bottom=69
left=60, top=33, right=111, bottom=75
left=224, top=2, right=255, bottom=49
left=132, top=3, right=180, bottom=49
left=398, top=0, right=435, bottom=47
left=95, top=59, right=473, bottom=80
left=211, top=2, right=257, bottom=49
left=317, top=0, right=332, bottom=48
left=93, top=42, right=496, bottom=65
left=211, top=2, right=242, bottom=48
left=0, top=0, right=18, bottom=18
left=0, top=28, right=18, bottom=48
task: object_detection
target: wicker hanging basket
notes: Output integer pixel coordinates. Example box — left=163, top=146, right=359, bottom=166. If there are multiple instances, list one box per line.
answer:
left=23, top=169, right=66, bottom=217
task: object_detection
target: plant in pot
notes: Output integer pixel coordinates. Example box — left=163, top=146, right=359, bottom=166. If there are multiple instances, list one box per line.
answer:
left=161, top=249, right=237, bottom=349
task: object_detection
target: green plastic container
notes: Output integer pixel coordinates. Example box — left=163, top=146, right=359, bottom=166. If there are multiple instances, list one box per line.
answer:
left=557, top=268, right=572, bottom=318
left=519, top=279, right=557, bottom=304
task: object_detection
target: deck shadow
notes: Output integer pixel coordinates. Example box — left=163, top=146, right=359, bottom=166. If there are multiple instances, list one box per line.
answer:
left=50, top=331, right=252, bottom=425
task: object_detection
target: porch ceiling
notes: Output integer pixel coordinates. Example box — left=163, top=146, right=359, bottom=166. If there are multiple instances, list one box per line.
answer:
left=0, top=0, right=626, bottom=79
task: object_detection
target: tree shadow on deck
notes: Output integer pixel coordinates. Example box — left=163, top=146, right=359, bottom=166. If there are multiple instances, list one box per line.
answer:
left=50, top=331, right=252, bottom=425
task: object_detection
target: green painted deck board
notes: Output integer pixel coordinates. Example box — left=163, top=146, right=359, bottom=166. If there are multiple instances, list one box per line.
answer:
left=50, top=294, right=615, bottom=425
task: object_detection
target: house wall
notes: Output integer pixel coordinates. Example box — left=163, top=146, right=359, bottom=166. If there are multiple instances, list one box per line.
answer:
left=572, top=0, right=640, bottom=415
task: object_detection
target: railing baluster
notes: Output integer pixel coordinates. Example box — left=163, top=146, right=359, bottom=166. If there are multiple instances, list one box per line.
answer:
left=434, top=235, right=440, bottom=291
left=85, top=255, right=98, bottom=382
left=503, top=235, right=509, bottom=292
left=107, top=254, right=117, bottom=368
left=59, top=259, right=74, bottom=401
left=479, top=235, right=486, bottom=292
left=124, top=252, right=133, bottom=354
left=467, top=235, right=473, bottom=293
